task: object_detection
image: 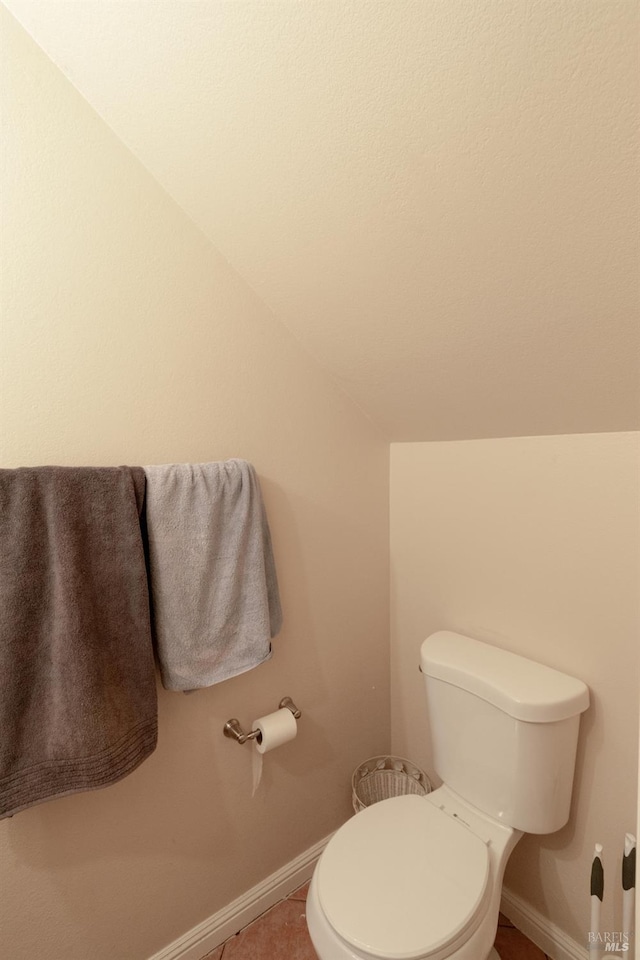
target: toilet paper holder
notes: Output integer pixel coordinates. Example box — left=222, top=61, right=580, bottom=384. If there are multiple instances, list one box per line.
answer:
left=223, top=697, right=301, bottom=744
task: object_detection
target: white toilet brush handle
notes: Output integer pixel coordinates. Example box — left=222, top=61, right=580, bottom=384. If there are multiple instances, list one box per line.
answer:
left=622, top=833, right=635, bottom=949
left=590, top=844, right=603, bottom=960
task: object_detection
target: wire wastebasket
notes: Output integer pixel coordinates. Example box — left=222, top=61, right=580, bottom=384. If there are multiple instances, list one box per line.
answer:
left=351, top=756, right=431, bottom=813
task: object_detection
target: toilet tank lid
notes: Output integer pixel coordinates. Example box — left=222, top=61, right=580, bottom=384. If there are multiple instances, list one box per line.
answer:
left=420, top=632, right=590, bottom=723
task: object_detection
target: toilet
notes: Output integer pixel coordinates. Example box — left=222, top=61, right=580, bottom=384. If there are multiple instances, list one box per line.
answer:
left=306, top=631, right=589, bottom=960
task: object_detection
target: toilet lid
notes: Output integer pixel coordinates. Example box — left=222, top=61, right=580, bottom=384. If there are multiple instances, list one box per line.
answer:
left=317, top=795, right=490, bottom=960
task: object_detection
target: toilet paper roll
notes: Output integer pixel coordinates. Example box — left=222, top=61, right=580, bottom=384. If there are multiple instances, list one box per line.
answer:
left=253, top=707, right=298, bottom=755
left=251, top=707, right=298, bottom=796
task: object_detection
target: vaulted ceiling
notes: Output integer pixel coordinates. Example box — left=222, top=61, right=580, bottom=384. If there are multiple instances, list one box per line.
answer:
left=3, top=1, right=638, bottom=440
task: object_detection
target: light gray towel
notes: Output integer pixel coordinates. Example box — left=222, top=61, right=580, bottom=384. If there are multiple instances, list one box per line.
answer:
left=143, top=460, right=282, bottom=691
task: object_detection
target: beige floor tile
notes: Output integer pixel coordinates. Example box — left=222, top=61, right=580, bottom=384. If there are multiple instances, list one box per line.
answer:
left=200, top=946, right=224, bottom=960
left=221, top=898, right=318, bottom=960
left=494, top=924, right=548, bottom=960
left=289, top=880, right=311, bottom=901
left=498, top=912, right=515, bottom=927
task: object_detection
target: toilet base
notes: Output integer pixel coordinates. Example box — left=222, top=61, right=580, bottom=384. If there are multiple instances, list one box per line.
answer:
left=488, top=950, right=500, bottom=960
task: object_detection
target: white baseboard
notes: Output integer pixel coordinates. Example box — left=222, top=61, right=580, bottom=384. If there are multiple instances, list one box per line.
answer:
left=147, top=833, right=332, bottom=960
left=501, top=887, right=587, bottom=960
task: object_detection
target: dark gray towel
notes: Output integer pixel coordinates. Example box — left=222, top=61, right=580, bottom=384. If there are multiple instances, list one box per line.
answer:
left=143, top=460, right=282, bottom=691
left=0, top=466, right=157, bottom=819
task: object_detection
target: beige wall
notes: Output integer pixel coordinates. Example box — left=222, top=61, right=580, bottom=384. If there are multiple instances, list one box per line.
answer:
left=0, top=13, right=390, bottom=960
left=390, top=435, right=639, bottom=946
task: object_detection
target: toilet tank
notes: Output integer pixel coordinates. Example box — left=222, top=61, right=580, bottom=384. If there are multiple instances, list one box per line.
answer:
left=420, top=632, right=590, bottom=834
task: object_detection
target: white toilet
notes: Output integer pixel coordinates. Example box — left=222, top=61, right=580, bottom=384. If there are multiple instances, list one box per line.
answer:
left=306, top=631, right=589, bottom=960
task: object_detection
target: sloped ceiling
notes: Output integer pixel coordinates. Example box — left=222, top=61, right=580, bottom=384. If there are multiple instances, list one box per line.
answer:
left=3, top=0, right=638, bottom=440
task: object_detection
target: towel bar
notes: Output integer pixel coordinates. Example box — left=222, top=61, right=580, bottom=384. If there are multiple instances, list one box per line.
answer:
left=223, top=697, right=301, bottom=744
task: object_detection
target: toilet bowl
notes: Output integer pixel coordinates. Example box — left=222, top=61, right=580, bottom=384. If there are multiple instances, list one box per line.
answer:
left=306, top=631, right=590, bottom=960
left=306, top=786, right=521, bottom=960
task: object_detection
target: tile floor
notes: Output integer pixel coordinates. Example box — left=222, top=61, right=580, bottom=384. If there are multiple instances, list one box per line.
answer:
left=202, top=881, right=552, bottom=960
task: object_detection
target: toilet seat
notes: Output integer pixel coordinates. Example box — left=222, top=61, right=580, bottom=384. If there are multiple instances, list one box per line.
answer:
left=317, top=795, right=491, bottom=960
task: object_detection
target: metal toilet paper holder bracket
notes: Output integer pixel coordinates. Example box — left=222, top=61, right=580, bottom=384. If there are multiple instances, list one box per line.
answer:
left=223, top=697, right=301, bottom=745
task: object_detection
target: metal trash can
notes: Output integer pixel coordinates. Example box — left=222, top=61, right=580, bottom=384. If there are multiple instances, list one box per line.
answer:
left=351, top=755, right=431, bottom=813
